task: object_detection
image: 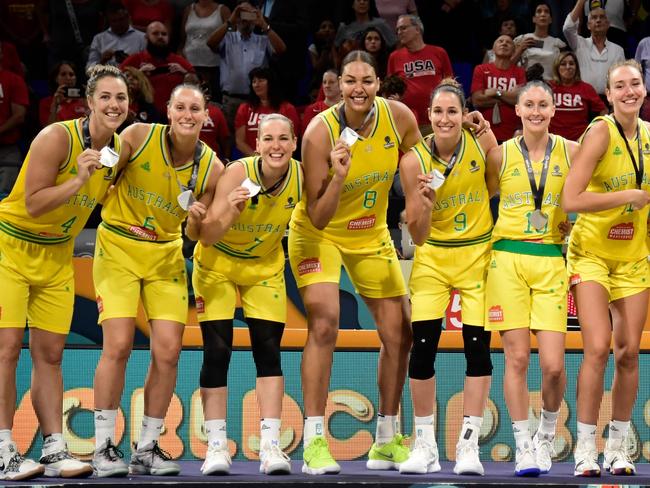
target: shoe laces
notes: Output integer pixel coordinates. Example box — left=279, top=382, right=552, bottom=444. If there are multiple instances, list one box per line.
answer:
left=100, top=440, right=125, bottom=462
left=456, top=440, right=479, bottom=457
left=264, top=444, right=290, bottom=462
left=575, top=441, right=598, bottom=461
left=147, top=441, right=173, bottom=462
left=308, top=436, right=329, bottom=453
left=411, top=437, right=435, bottom=453
left=536, top=437, right=555, bottom=458
left=607, top=439, right=632, bottom=463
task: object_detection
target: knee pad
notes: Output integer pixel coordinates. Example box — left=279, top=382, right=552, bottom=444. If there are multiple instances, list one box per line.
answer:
left=199, top=320, right=233, bottom=388
left=462, top=324, right=493, bottom=377
left=248, top=318, right=284, bottom=378
left=408, top=319, right=443, bottom=380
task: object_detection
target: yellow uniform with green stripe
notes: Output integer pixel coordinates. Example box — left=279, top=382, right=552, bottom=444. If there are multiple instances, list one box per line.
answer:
left=408, top=129, right=492, bottom=324
left=486, top=135, right=570, bottom=332
left=0, top=118, right=119, bottom=333
left=94, top=124, right=216, bottom=323
left=193, top=156, right=302, bottom=322
left=289, top=97, right=407, bottom=298
left=567, top=115, right=650, bottom=300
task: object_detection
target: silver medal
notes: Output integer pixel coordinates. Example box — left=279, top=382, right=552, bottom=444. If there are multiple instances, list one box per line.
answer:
left=529, top=209, right=548, bottom=231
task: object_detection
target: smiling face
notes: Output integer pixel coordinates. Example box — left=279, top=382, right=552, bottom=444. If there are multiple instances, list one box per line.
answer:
left=87, top=76, right=129, bottom=131
left=429, top=90, right=463, bottom=142
left=607, top=64, right=646, bottom=117
left=256, top=117, right=297, bottom=170
left=167, top=86, right=207, bottom=137
left=340, top=59, right=379, bottom=113
left=515, top=84, right=555, bottom=134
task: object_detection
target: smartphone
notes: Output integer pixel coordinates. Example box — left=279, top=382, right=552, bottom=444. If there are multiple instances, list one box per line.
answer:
left=149, top=65, right=170, bottom=76
left=531, top=39, right=544, bottom=49
left=240, top=11, right=257, bottom=21
left=65, top=87, right=82, bottom=98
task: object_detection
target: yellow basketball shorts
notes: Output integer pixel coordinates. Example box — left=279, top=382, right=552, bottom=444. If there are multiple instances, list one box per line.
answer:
left=0, top=231, right=74, bottom=334
left=485, top=249, right=567, bottom=332
left=93, top=225, right=188, bottom=323
left=410, top=242, right=490, bottom=325
left=193, top=244, right=286, bottom=323
left=288, top=228, right=406, bottom=298
left=567, top=243, right=650, bottom=302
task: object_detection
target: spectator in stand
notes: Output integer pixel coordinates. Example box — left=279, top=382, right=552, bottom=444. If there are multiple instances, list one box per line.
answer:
left=513, top=3, right=566, bottom=80
left=86, top=3, right=147, bottom=71
left=335, top=0, right=396, bottom=51
left=375, top=0, right=417, bottom=31
left=120, top=66, right=160, bottom=129
left=563, top=0, right=625, bottom=97
left=635, top=33, right=650, bottom=120
left=206, top=2, right=286, bottom=134
left=301, top=69, right=340, bottom=136
left=120, top=21, right=194, bottom=116
left=123, top=0, right=174, bottom=34
left=483, top=16, right=519, bottom=63
left=387, top=14, right=453, bottom=133
left=235, top=67, right=299, bottom=157
left=379, top=74, right=406, bottom=100
left=0, top=42, right=28, bottom=196
left=0, top=0, right=47, bottom=78
left=0, top=41, right=24, bottom=78
left=178, top=0, right=231, bottom=103
left=481, top=0, right=525, bottom=53
left=471, top=35, right=526, bottom=143
left=549, top=51, right=607, bottom=141
left=39, top=62, right=88, bottom=128
left=582, top=0, right=629, bottom=54
left=360, top=26, right=389, bottom=79
left=308, top=19, right=337, bottom=92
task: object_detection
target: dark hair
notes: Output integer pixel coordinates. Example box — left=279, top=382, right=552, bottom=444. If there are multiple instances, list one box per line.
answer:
left=525, top=62, right=545, bottom=82
left=533, top=1, right=553, bottom=15
left=359, top=27, right=388, bottom=78
left=86, top=64, right=128, bottom=98
left=379, top=75, right=406, bottom=98
left=517, top=80, right=554, bottom=104
left=340, top=50, right=378, bottom=76
left=341, top=0, right=380, bottom=24
left=430, top=78, right=466, bottom=109
left=248, top=67, right=283, bottom=109
left=168, top=82, right=207, bottom=106
left=48, top=61, right=78, bottom=92
left=106, top=1, right=128, bottom=15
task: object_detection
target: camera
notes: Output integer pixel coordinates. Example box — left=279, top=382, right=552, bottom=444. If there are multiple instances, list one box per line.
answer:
left=65, top=87, right=82, bottom=98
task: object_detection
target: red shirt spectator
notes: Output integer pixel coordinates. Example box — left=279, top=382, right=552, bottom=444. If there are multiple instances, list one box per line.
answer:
left=302, top=69, right=341, bottom=135
left=38, top=61, right=87, bottom=128
left=0, top=68, right=29, bottom=144
left=200, top=103, right=230, bottom=159
left=38, top=97, right=87, bottom=127
left=123, top=0, right=174, bottom=33
left=235, top=102, right=300, bottom=154
left=0, top=41, right=24, bottom=78
left=301, top=100, right=329, bottom=135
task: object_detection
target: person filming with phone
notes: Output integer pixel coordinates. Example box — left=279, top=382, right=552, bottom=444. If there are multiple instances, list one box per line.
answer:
left=39, top=61, right=88, bottom=128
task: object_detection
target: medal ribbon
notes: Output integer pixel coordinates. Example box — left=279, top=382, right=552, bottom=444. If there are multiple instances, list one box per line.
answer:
left=612, top=117, right=644, bottom=189
left=519, top=136, right=553, bottom=213
left=430, top=134, right=463, bottom=178
left=81, top=117, right=115, bottom=150
left=338, top=102, right=376, bottom=135
left=251, top=157, right=290, bottom=205
left=167, top=129, right=202, bottom=194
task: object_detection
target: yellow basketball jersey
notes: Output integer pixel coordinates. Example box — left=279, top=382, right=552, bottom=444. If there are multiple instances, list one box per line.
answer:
left=0, top=118, right=120, bottom=244
left=492, top=134, right=570, bottom=245
left=196, top=156, right=302, bottom=262
left=100, top=124, right=215, bottom=242
left=411, top=129, right=492, bottom=247
left=290, top=97, right=401, bottom=247
left=570, top=115, right=650, bottom=261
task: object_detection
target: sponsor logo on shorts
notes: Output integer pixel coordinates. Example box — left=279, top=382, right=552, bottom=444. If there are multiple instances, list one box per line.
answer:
left=569, top=274, right=582, bottom=286
left=608, top=222, right=634, bottom=240
left=128, top=226, right=158, bottom=241
left=38, top=231, right=65, bottom=238
left=297, top=258, right=322, bottom=276
left=97, top=296, right=103, bottom=314
left=347, top=215, right=376, bottom=230
left=196, top=297, right=205, bottom=314
left=488, top=305, right=504, bottom=323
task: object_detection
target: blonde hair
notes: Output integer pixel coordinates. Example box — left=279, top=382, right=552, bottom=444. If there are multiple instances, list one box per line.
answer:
left=258, top=113, right=295, bottom=139
left=123, top=66, right=154, bottom=104
left=606, top=59, right=643, bottom=89
left=85, top=64, right=127, bottom=97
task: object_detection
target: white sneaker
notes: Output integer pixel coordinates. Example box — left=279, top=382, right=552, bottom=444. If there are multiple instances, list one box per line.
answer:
left=129, top=441, right=181, bottom=476
left=533, top=433, right=555, bottom=474
left=514, top=441, right=540, bottom=477
left=259, top=442, right=291, bottom=475
left=399, top=438, right=441, bottom=474
left=0, top=442, right=44, bottom=481
left=603, top=438, right=635, bottom=475
left=453, top=440, right=483, bottom=475
left=201, top=443, right=231, bottom=475
left=40, top=438, right=93, bottom=478
left=93, top=439, right=128, bottom=478
left=573, top=439, right=600, bottom=477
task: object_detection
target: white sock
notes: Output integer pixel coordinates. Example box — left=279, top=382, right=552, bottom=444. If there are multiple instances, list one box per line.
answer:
left=608, top=420, right=630, bottom=441
left=138, top=415, right=164, bottom=449
left=0, top=429, right=12, bottom=448
left=375, top=414, right=398, bottom=445
left=577, top=421, right=597, bottom=444
left=304, top=416, right=324, bottom=446
left=459, top=415, right=482, bottom=444
left=205, top=419, right=227, bottom=448
left=260, top=418, right=281, bottom=447
left=94, top=409, right=118, bottom=450
left=414, top=415, right=435, bottom=444
left=512, top=420, right=531, bottom=450
left=42, top=433, right=65, bottom=454
left=537, top=408, right=558, bottom=440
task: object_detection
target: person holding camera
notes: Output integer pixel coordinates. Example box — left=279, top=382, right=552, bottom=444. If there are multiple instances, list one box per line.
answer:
left=38, top=62, right=88, bottom=128
left=86, top=3, right=146, bottom=72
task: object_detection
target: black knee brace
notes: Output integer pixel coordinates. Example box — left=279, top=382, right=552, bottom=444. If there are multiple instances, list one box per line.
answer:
left=248, top=318, right=284, bottom=378
left=408, top=319, right=443, bottom=380
left=462, top=324, right=493, bottom=377
left=199, top=319, right=233, bottom=388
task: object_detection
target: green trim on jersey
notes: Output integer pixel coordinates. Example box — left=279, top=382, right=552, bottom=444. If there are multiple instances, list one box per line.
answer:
left=493, top=239, right=563, bottom=257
